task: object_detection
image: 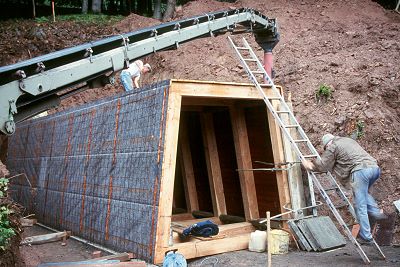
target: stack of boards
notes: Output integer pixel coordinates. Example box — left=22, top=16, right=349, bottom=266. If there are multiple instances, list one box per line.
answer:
left=288, top=216, right=347, bottom=251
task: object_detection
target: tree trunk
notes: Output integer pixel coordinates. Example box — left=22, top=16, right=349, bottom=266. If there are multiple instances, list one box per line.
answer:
left=127, top=0, right=131, bottom=14
left=162, top=0, right=176, bottom=21
left=82, top=0, right=89, bottom=14
left=31, top=0, right=36, bottom=18
left=92, top=0, right=102, bottom=13
left=153, top=0, right=162, bottom=20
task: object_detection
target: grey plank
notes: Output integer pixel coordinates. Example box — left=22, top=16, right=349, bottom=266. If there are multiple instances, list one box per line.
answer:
left=288, top=220, right=313, bottom=251
left=296, top=219, right=319, bottom=251
left=302, top=216, right=346, bottom=251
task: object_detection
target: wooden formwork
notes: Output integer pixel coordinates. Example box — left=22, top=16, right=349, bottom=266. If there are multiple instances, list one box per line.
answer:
left=154, top=80, right=301, bottom=263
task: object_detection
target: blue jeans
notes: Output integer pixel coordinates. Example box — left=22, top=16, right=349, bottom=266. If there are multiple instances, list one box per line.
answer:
left=120, top=70, right=133, bottom=92
left=351, top=167, right=381, bottom=241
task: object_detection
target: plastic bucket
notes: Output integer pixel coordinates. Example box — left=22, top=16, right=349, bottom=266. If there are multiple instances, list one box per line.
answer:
left=269, top=229, right=289, bottom=254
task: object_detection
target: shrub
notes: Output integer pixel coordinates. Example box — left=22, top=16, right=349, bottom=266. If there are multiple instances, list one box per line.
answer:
left=0, top=178, right=15, bottom=251
left=356, top=120, right=365, bottom=139
left=316, top=84, right=332, bottom=102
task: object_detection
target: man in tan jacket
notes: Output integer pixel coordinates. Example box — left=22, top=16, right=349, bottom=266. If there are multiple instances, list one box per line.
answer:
left=302, top=134, right=386, bottom=245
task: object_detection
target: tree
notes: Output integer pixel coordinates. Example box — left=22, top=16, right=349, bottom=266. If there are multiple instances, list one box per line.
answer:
left=163, top=0, right=176, bottom=21
left=153, top=0, right=162, bottom=19
left=137, top=0, right=152, bottom=16
left=82, top=0, right=88, bottom=14
left=92, top=0, right=102, bottom=13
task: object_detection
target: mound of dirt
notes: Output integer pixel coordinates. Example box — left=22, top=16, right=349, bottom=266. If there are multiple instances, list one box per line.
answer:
left=0, top=20, right=116, bottom=66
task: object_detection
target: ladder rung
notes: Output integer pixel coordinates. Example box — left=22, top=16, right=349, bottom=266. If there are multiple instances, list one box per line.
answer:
left=303, top=155, right=318, bottom=158
left=244, top=58, right=257, bottom=61
left=335, top=203, right=349, bottom=209
left=267, top=97, right=281, bottom=100
left=251, top=71, right=264, bottom=74
left=324, top=187, right=339, bottom=192
left=236, top=47, right=249, bottom=50
left=259, top=83, right=272, bottom=87
left=284, top=125, right=299, bottom=128
left=294, top=139, right=308, bottom=142
left=276, top=111, right=290, bottom=114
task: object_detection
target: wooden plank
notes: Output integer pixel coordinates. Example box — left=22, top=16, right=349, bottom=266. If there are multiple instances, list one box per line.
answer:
left=179, top=115, right=199, bottom=212
left=280, top=92, right=306, bottom=216
left=229, top=106, right=259, bottom=220
left=38, top=262, right=145, bottom=267
left=267, top=100, right=291, bottom=218
left=155, top=233, right=251, bottom=264
left=288, top=220, right=312, bottom=251
left=21, top=231, right=71, bottom=245
left=200, top=112, right=227, bottom=216
left=173, top=216, right=221, bottom=226
left=171, top=79, right=277, bottom=99
left=182, top=97, right=235, bottom=107
left=301, top=216, right=346, bottom=251
left=86, top=253, right=131, bottom=262
left=155, top=88, right=182, bottom=251
left=171, top=213, right=194, bottom=221
left=20, top=218, right=37, bottom=227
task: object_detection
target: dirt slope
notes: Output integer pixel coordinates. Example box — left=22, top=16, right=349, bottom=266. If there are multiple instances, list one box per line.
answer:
left=0, top=0, right=399, bottom=242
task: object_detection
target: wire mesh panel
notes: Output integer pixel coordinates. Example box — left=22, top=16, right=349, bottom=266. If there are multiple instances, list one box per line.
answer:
left=7, top=80, right=170, bottom=262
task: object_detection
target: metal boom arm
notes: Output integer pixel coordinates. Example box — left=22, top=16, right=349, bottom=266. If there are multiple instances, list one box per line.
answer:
left=0, top=8, right=278, bottom=135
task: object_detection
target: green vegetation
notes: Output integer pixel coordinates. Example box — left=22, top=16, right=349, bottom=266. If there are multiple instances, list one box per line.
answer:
left=0, top=178, right=15, bottom=251
left=35, top=14, right=124, bottom=24
left=356, top=120, right=365, bottom=139
left=315, top=84, right=333, bottom=102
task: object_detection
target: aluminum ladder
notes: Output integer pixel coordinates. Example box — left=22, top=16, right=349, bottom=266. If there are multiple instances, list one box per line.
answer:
left=228, top=36, right=386, bottom=264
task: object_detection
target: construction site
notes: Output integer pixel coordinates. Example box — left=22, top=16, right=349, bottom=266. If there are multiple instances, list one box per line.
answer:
left=0, top=0, right=399, bottom=266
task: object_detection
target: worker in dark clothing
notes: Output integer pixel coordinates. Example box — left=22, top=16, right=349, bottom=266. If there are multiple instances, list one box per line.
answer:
left=302, top=134, right=387, bottom=245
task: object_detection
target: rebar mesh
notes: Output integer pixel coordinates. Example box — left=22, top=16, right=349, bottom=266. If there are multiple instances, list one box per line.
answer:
left=7, top=80, right=170, bottom=262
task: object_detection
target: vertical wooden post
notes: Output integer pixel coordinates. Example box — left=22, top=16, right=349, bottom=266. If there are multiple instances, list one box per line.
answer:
left=155, top=89, right=182, bottom=254
left=267, top=211, right=271, bottom=267
left=280, top=92, right=306, bottom=217
left=230, top=106, right=259, bottom=220
left=179, top=116, right=199, bottom=212
left=267, top=99, right=291, bottom=216
left=201, top=112, right=227, bottom=216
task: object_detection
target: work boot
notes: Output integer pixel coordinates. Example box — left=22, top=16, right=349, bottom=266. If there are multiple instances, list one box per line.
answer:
left=369, top=212, right=388, bottom=221
left=356, top=235, right=373, bottom=246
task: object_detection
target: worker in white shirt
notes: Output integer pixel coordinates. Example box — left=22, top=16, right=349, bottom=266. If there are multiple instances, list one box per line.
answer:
left=120, top=60, right=152, bottom=91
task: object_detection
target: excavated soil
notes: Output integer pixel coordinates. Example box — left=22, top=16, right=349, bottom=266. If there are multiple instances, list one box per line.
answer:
left=0, top=0, right=399, bottom=265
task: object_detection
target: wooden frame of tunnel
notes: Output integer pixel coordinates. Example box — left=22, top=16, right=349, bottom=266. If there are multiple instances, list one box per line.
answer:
left=154, top=80, right=297, bottom=263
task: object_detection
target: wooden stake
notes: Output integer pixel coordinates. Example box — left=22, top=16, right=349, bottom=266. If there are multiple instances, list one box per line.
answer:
left=267, top=211, right=272, bottom=267
left=267, top=211, right=271, bottom=267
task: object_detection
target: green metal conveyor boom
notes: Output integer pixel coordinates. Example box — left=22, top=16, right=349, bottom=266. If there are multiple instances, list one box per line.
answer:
left=0, top=8, right=278, bottom=135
